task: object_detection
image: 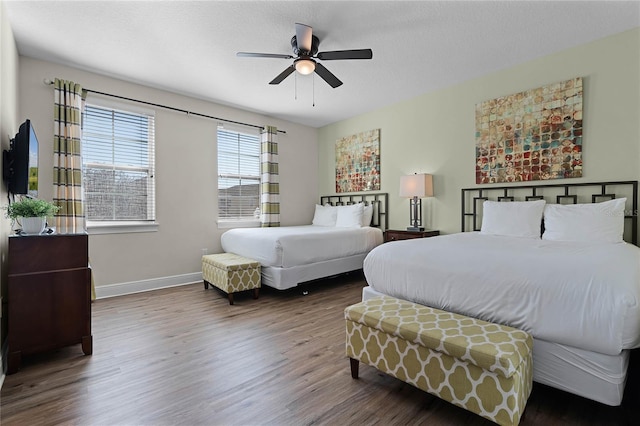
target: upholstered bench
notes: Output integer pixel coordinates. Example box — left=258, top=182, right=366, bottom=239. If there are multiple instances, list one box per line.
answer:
left=345, top=295, right=533, bottom=426
left=202, top=253, right=261, bottom=305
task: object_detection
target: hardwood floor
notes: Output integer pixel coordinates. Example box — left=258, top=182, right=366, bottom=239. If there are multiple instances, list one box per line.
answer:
left=1, top=271, right=638, bottom=425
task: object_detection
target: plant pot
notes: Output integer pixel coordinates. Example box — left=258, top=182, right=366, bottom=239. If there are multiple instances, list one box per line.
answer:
left=21, top=217, right=46, bottom=235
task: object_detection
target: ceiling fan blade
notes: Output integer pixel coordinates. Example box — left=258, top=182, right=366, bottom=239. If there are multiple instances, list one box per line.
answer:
left=295, top=23, right=313, bottom=52
left=269, top=65, right=296, bottom=85
left=237, top=52, right=294, bottom=59
left=314, top=63, right=343, bottom=88
left=317, top=49, right=373, bottom=61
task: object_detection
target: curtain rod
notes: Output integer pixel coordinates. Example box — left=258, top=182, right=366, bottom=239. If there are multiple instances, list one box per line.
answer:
left=43, top=79, right=286, bottom=134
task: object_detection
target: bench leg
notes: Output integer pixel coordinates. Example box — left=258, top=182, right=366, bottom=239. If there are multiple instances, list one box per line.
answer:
left=350, top=357, right=359, bottom=379
left=228, top=292, right=234, bottom=305
left=203, top=280, right=209, bottom=289
left=253, top=288, right=260, bottom=299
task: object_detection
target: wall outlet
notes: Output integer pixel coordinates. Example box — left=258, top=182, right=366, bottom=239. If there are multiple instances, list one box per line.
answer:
left=201, top=248, right=208, bottom=256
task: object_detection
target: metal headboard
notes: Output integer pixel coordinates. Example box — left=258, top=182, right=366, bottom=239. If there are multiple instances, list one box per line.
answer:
left=461, top=181, right=638, bottom=245
left=320, top=192, right=388, bottom=231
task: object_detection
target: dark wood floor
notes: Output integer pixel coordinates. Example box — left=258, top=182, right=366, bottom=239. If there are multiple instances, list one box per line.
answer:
left=1, top=271, right=638, bottom=425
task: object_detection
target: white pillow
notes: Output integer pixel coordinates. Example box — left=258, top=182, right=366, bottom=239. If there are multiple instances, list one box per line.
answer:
left=311, top=204, right=337, bottom=226
left=335, top=203, right=364, bottom=228
left=542, top=198, right=626, bottom=243
left=361, top=203, right=374, bottom=227
left=480, top=199, right=545, bottom=239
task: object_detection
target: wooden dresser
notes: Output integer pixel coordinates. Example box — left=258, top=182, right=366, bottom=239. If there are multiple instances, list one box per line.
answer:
left=7, top=233, right=92, bottom=374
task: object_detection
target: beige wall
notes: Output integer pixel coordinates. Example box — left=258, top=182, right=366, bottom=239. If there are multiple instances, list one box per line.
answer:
left=318, top=28, right=640, bottom=238
left=19, top=57, right=318, bottom=290
left=0, top=0, right=19, bottom=363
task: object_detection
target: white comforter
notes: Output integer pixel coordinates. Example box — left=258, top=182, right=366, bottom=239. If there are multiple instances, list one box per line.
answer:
left=221, top=225, right=383, bottom=268
left=363, top=232, right=640, bottom=355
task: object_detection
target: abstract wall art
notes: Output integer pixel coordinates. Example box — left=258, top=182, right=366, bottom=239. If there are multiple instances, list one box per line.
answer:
left=335, top=129, right=380, bottom=193
left=475, top=77, right=583, bottom=184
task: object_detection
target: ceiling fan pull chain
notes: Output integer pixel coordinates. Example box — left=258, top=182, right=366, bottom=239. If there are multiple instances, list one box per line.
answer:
left=313, top=73, right=316, bottom=107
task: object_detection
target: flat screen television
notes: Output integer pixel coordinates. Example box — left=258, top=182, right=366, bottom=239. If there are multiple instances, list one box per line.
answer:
left=3, top=119, right=39, bottom=197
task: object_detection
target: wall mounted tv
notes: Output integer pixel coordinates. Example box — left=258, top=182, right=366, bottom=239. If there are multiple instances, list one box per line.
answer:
left=3, top=119, right=39, bottom=198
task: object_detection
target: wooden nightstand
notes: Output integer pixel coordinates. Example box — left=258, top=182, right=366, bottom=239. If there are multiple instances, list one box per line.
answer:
left=384, top=229, right=440, bottom=242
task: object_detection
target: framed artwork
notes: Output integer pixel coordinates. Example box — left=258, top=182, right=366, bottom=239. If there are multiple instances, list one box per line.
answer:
left=475, top=77, right=583, bottom=184
left=335, top=129, right=380, bottom=193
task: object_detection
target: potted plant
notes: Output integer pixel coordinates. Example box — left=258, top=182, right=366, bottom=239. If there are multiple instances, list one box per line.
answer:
left=5, top=198, right=60, bottom=235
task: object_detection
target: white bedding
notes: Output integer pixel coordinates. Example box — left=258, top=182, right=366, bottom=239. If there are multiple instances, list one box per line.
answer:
left=363, top=232, right=640, bottom=355
left=221, top=225, right=383, bottom=268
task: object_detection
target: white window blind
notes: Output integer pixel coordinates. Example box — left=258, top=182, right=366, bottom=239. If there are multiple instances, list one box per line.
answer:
left=82, top=102, right=155, bottom=222
left=217, top=128, right=260, bottom=220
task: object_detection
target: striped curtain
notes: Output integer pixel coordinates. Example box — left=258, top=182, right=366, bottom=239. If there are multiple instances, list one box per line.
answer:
left=260, top=125, right=280, bottom=227
left=53, top=78, right=86, bottom=234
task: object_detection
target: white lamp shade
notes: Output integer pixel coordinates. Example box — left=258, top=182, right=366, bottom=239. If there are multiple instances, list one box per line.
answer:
left=399, top=174, right=434, bottom=198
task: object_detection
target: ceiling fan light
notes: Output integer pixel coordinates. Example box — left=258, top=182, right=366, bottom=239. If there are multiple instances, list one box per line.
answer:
left=295, top=59, right=316, bottom=75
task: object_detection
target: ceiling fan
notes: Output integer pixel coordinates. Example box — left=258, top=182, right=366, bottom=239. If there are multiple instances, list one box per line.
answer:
left=237, top=23, right=373, bottom=88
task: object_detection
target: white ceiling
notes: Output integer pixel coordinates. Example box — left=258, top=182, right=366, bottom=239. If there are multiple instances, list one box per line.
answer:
left=4, top=1, right=640, bottom=128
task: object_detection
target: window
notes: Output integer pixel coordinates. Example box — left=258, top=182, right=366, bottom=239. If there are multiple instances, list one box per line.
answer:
left=217, top=128, right=260, bottom=223
left=82, top=98, right=156, bottom=230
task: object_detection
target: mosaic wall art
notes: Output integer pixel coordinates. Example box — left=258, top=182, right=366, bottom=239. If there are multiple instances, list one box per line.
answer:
left=475, top=77, right=583, bottom=184
left=335, top=129, right=380, bottom=193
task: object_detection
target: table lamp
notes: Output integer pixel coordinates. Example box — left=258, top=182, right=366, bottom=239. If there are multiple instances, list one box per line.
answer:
left=399, top=173, right=433, bottom=231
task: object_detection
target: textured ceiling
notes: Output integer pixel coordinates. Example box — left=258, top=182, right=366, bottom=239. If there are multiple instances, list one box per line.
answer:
left=4, top=1, right=640, bottom=128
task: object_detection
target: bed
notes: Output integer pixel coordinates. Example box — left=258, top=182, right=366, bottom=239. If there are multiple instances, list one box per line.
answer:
left=221, top=193, right=387, bottom=290
left=362, top=181, right=639, bottom=406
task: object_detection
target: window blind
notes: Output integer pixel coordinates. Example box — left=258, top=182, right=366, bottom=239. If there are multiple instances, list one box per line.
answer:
left=82, top=104, right=156, bottom=222
left=217, top=129, right=260, bottom=220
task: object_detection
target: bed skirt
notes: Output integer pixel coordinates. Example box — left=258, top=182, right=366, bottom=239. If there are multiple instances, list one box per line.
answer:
left=261, top=253, right=367, bottom=290
left=361, top=285, right=629, bottom=406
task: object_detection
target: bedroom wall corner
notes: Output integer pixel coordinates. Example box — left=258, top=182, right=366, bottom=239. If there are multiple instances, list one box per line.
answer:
left=0, top=0, right=19, bottom=378
left=318, top=28, right=640, bottom=239
left=18, top=57, right=319, bottom=295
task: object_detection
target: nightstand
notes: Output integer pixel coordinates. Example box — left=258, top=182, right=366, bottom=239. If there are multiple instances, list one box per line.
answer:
left=384, top=229, right=440, bottom=242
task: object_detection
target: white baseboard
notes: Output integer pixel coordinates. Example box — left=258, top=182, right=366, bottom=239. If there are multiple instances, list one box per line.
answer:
left=95, top=272, right=202, bottom=299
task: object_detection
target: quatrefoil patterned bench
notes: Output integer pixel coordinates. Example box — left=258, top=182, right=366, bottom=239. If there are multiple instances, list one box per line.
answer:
left=345, top=295, right=533, bottom=426
left=202, top=253, right=261, bottom=305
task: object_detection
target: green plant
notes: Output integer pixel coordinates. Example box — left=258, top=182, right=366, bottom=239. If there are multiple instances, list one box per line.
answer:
left=5, top=198, right=60, bottom=220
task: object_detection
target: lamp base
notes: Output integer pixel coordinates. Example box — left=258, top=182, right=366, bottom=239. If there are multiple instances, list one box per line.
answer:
left=406, top=226, right=425, bottom=232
